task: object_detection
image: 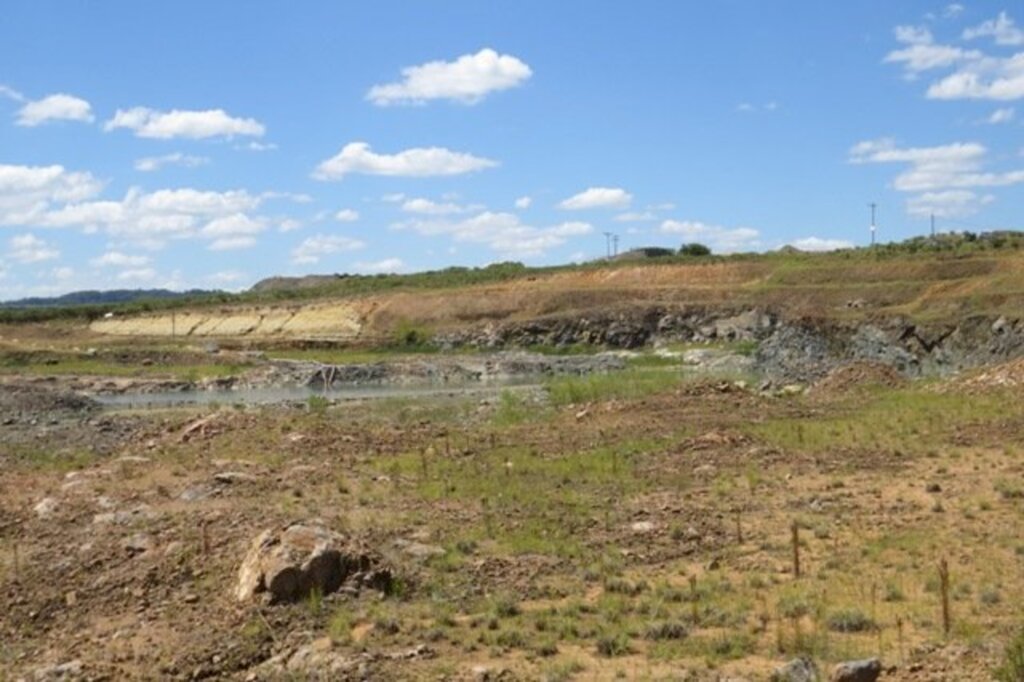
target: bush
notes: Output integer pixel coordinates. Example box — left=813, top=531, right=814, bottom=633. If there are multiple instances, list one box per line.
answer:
left=827, top=609, right=876, bottom=633
left=596, top=632, right=631, bottom=657
left=996, top=626, right=1024, bottom=681
left=679, top=242, right=712, bottom=257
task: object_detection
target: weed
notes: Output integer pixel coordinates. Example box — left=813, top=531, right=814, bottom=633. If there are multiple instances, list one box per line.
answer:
left=827, top=609, right=876, bottom=633
left=596, top=631, right=631, bottom=657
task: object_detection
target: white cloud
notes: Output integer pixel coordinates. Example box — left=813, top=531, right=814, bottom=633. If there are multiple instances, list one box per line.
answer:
left=906, top=189, right=995, bottom=218
left=16, top=93, right=94, bottom=126
left=367, top=48, right=532, bottom=105
left=987, top=107, right=1016, bottom=123
left=894, top=25, right=934, bottom=45
left=116, top=267, right=157, bottom=282
left=788, top=237, right=854, bottom=252
left=0, top=164, right=104, bottom=225
left=313, top=142, right=497, bottom=180
left=659, top=220, right=760, bottom=253
left=278, top=219, right=302, bottom=232
left=105, top=107, right=265, bottom=139
left=0, top=84, right=25, bottom=102
left=514, top=196, right=532, bottom=209
left=353, top=257, right=404, bottom=274
left=394, top=211, right=592, bottom=258
left=134, top=152, right=209, bottom=172
left=51, top=266, right=74, bottom=281
left=614, top=211, right=658, bottom=222
left=849, top=138, right=1024, bottom=192
left=8, top=234, right=59, bottom=263
left=963, top=11, right=1024, bottom=46
left=206, top=270, right=247, bottom=285
left=401, top=197, right=477, bottom=215
left=381, top=193, right=406, bottom=203
left=90, top=251, right=151, bottom=267
left=200, top=212, right=264, bottom=237
left=884, top=39, right=980, bottom=75
left=926, top=54, right=1024, bottom=100
left=944, top=4, right=965, bottom=19
left=334, top=209, right=360, bottom=222
left=558, top=187, right=633, bottom=210
left=208, top=236, right=257, bottom=251
left=243, top=141, right=277, bottom=152
left=291, top=234, right=366, bottom=264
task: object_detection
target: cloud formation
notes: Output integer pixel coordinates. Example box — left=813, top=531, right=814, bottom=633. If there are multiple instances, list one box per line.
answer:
left=395, top=211, right=592, bottom=258
left=313, top=142, right=497, bottom=180
left=291, top=234, right=366, bottom=264
left=134, top=153, right=209, bottom=172
left=8, top=233, right=59, bottom=263
left=558, top=187, right=633, bottom=210
left=16, top=94, right=94, bottom=126
left=367, top=48, right=532, bottom=105
left=659, top=219, right=760, bottom=253
left=105, top=107, right=265, bottom=139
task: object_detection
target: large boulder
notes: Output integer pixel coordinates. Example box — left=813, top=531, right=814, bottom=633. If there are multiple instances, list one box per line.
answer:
left=235, top=523, right=391, bottom=604
left=830, top=658, right=881, bottom=682
left=772, top=657, right=820, bottom=682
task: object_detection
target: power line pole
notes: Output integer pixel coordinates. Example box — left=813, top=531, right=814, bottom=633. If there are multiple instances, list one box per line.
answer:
left=931, top=213, right=936, bottom=238
left=612, top=234, right=619, bottom=257
left=602, top=231, right=613, bottom=258
left=868, top=202, right=877, bottom=246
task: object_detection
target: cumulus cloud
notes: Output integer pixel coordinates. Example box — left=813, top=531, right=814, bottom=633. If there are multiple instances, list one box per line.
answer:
left=116, top=267, right=157, bottom=282
left=394, top=211, right=592, bottom=258
left=987, top=107, right=1016, bottom=123
left=290, top=234, right=366, bottom=265
left=0, top=84, right=25, bottom=102
left=353, top=258, right=404, bottom=274
left=926, top=55, right=1024, bottom=100
left=906, top=190, right=995, bottom=218
left=788, top=237, right=854, bottom=252
left=90, top=251, right=151, bottom=267
left=659, top=220, right=760, bottom=253
left=514, top=196, right=532, bottom=210
left=849, top=138, right=1024, bottom=192
left=614, top=211, right=658, bottom=222
left=558, top=187, right=633, bottom=210
left=334, top=209, right=359, bottom=222
left=313, top=142, right=497, bottom=180
left=884, top=25, right=981, bottom=75
left=401, top=197, right=478, bottom=215
left=963, top=11, right=1024, bottom=46
left=208, top=236, right=257, bottom=251
left=16, top=94, right=94, bottom=126
left=0, top=164, right=105, bottom=225
left=367, top=48, right=532, bottom=105
left=105, top=107, right=265, bottom=139
left=134, top=153, right=209, bottom=172
left=7, top=234, right=59, bottom=263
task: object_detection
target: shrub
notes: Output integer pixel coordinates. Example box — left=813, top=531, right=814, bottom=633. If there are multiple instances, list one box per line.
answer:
left=995, top=626, right=1024, bottom=681
left=827, top=609, right=876, bottom=633
left=596, top=632, right=631, bottom=657
left=679, top=242, right=712, bottom=257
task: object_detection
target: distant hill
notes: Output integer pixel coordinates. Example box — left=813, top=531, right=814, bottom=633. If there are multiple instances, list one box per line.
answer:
left=0, top=288, right=218, bottom=308
left=250, top=274, right=350, bottom=293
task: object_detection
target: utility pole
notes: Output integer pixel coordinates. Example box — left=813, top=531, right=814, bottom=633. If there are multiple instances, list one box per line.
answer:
left=868, top=202, right=877, bottom=246
left=612, top=234, right=619, bottom=257
left=602, top=231, right=613, bottom=259
left=931, top=213, right=936, bottom=238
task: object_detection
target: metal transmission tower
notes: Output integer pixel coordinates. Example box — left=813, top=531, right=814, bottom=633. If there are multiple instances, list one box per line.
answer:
left=612, top=234, right=619, bottom=257
left=868, top=202, right=877, bottom=246
left=602, top=232, right=613, bottom=258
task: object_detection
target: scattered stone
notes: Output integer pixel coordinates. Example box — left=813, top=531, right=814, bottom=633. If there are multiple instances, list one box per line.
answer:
left=393, top=538, right=445, bottom=559
left=92, top=504, right=155, bottom=525
left=179, top=484, right=216, bottom=502
left=235, top=522, right=392, bottom=603
left=213, top=471, right=257, bottom=484
left=830, top=658, right=881, bottom=682
left=122, top=533, right=154, bottom=556
left=772, top=657, right=820, bottom=682
left=31, top=659, right=83, bottom=680
left=33, top=497, right=59, bottom=518
left=630, top=520, right=656, bottom=534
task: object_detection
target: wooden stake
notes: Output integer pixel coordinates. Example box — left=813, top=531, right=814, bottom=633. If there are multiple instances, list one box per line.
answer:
left=791, top=521, right=801, bottom=578
left=938, top=558, right=951, bottom=638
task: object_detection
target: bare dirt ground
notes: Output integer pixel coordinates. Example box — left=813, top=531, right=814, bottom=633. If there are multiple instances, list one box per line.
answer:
left=2, top=362, right=1022, bottom=680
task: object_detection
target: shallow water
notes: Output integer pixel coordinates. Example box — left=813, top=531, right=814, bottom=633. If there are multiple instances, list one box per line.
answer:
left=92, top=376, right=541, bottom=409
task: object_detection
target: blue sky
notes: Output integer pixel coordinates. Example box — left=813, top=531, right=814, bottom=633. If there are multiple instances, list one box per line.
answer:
left=1, top=1, right=1022, bottom=298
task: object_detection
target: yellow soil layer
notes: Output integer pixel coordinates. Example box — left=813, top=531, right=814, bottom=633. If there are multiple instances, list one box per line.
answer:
left=90, top=300, right=374, bottom=340
left=87, top=254, right=1024, bottom=341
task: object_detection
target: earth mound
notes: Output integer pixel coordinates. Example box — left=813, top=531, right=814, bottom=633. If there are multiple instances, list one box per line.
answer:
left=809, top=361, right=907, bottom=396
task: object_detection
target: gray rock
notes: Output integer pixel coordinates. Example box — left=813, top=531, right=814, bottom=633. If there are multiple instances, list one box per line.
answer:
left=772, top=657, right=820, bottom=682
left=33, top=497, right=59, bottom=518
left=235, top=522, right=391, bottom=603
left=31, top=659, right=82, bottom=680
left=829, top=658, right=881, bottom=682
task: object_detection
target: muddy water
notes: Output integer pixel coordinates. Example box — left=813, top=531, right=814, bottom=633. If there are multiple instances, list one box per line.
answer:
left=92, top=376, right=541, bottom=409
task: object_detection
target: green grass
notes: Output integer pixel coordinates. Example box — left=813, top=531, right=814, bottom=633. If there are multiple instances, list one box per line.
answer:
left=545, top=367, right=685, bottom=406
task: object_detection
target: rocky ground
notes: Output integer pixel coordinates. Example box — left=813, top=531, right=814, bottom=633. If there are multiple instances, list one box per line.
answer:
left=2, top=351, right=1023, bottom=680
